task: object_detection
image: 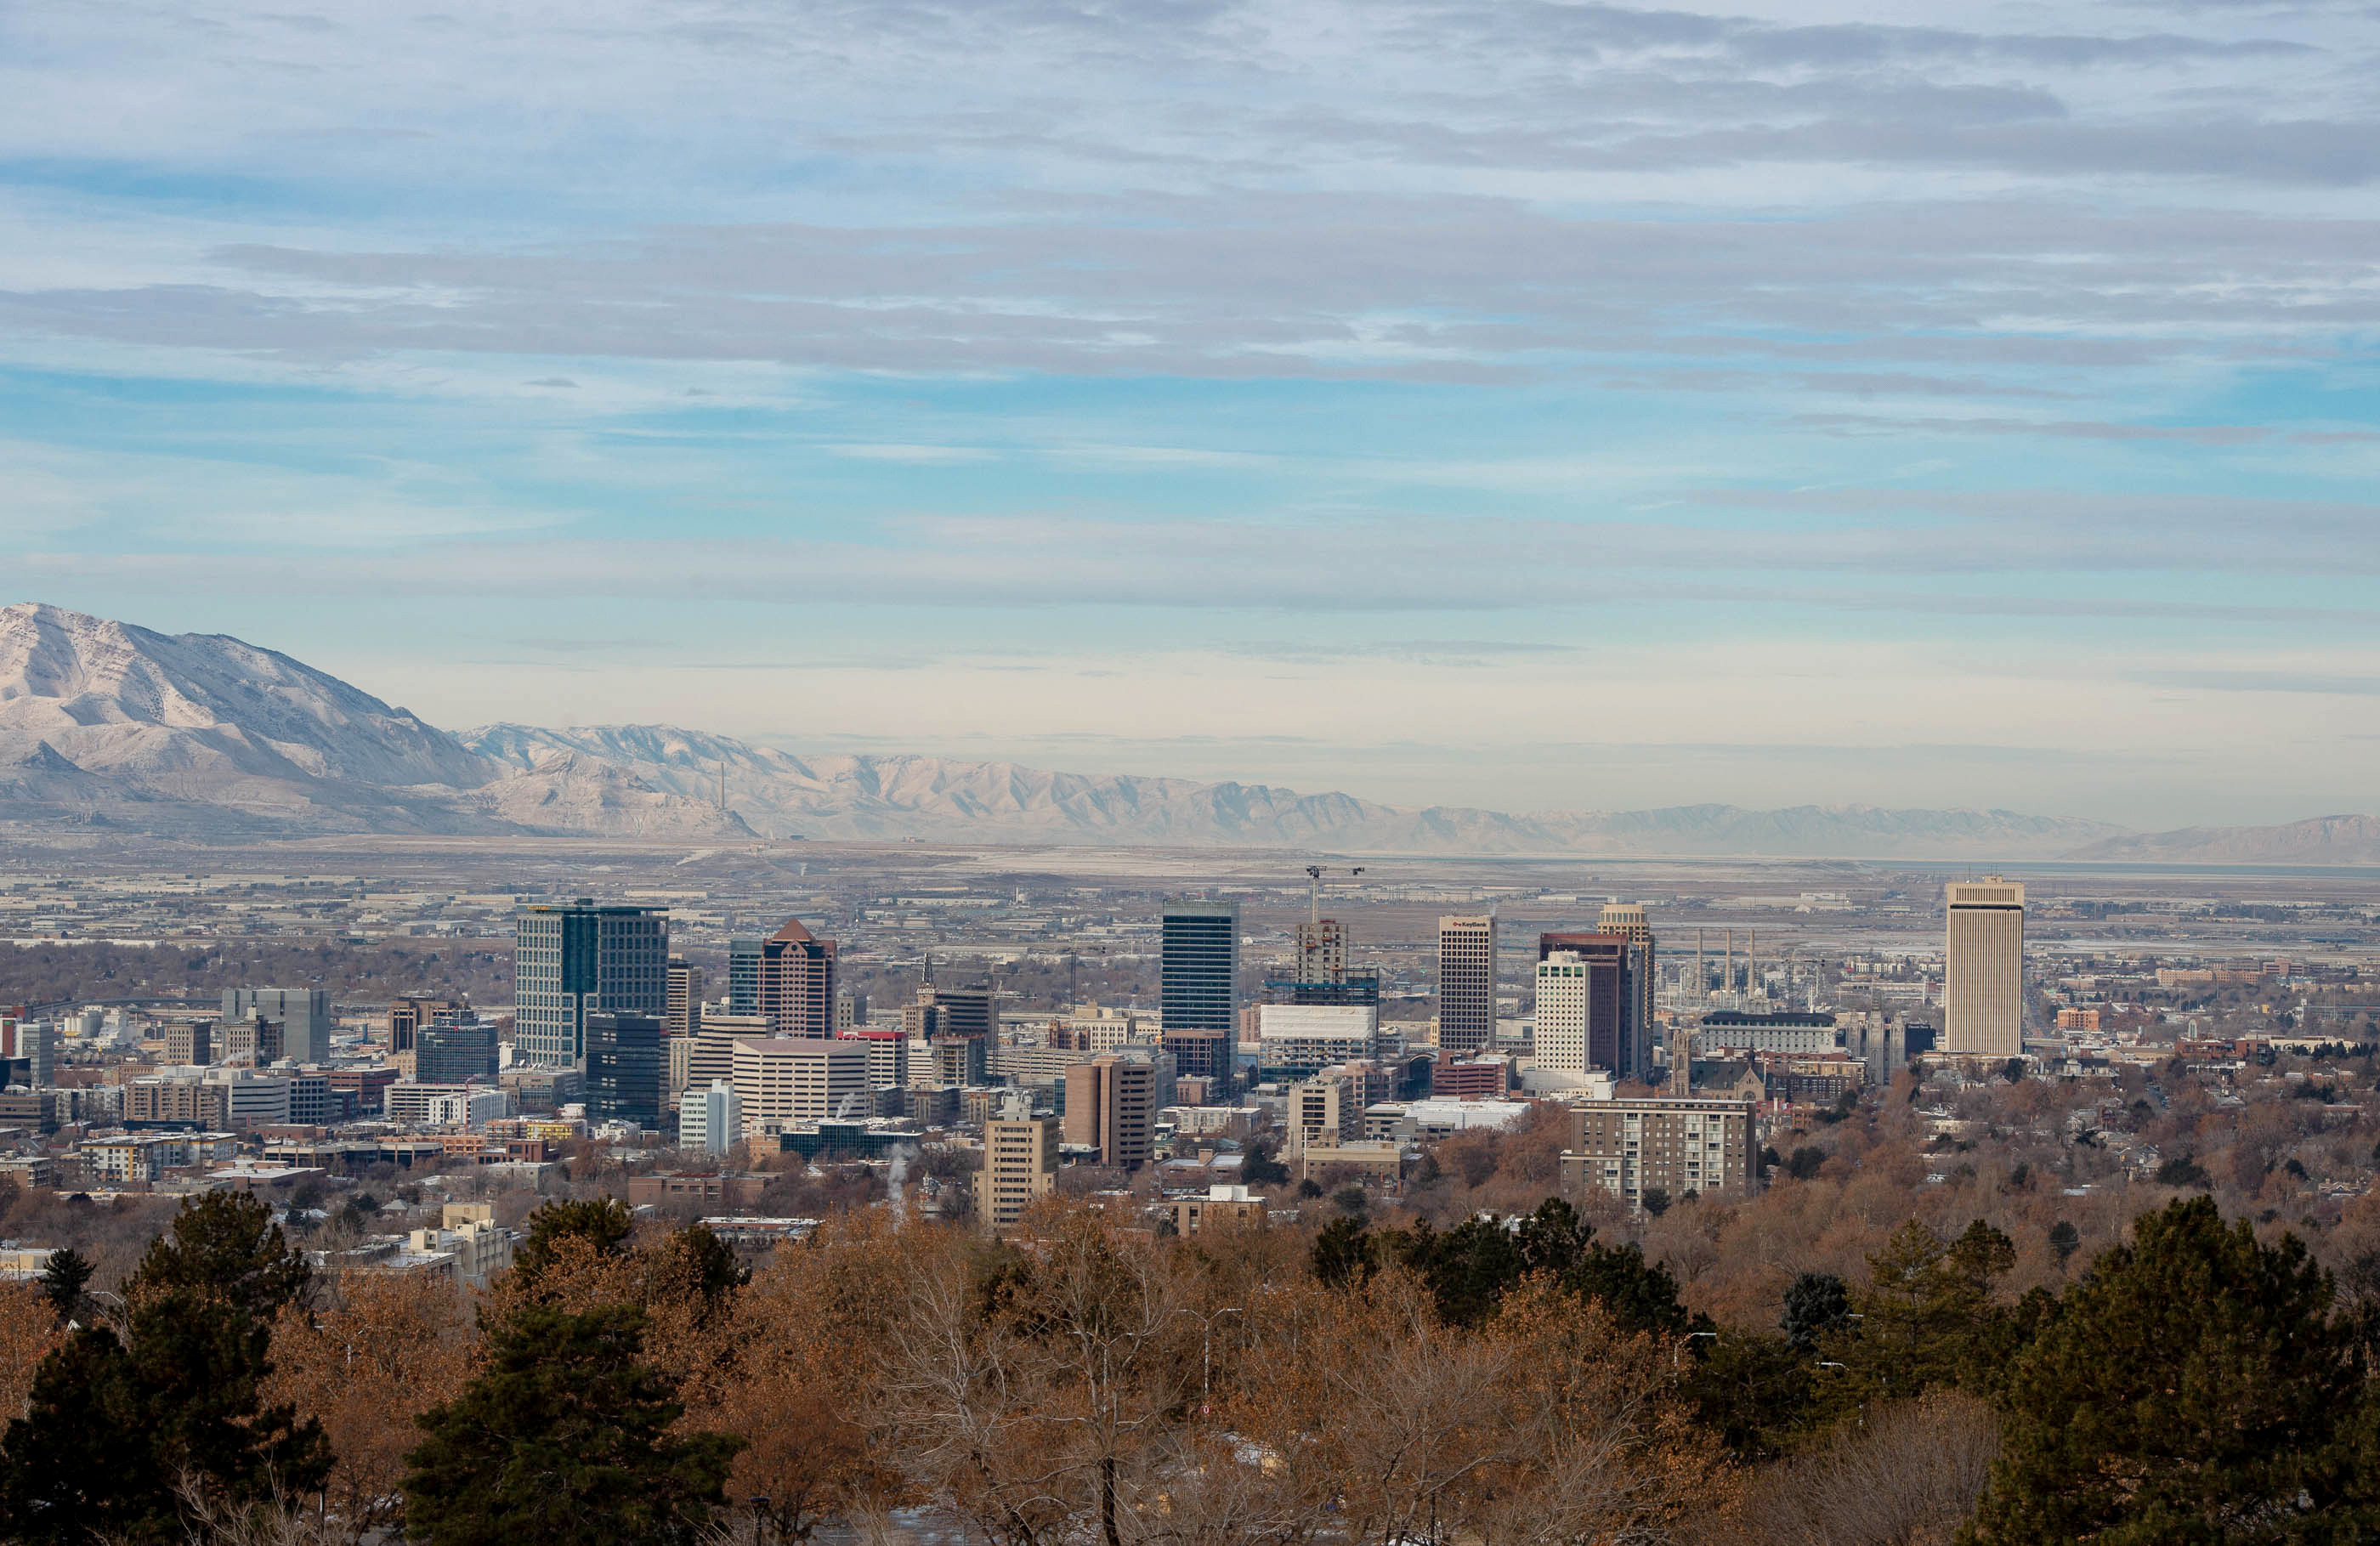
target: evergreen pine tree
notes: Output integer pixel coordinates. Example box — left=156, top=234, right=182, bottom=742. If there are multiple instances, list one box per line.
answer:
left=0, top=1194, right=327, bottom=1545
left=1968, top=1196, right=2373, bottom=1544
left=404, top=1304, right=743, bottom=1546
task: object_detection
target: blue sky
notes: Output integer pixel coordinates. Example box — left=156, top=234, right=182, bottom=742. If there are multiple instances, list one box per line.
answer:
left=4, top=0, right=2379, bottom=830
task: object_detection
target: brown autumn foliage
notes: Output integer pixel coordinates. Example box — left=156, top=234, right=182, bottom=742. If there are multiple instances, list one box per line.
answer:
left=263, top=1274, right=477, bottom=1545
left=0, top=1283, right=64, bottom=1424
left=1726, top=1390, right=2001, bottom=1546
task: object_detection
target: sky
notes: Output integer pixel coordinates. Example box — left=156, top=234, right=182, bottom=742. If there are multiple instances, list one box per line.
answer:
left=3, top=0, right=2379, bottom=831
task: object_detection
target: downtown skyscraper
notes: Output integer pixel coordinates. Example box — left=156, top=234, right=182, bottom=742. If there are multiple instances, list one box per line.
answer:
left=1161, top=899, right=1239, bottom=1089
left=1436, top=914, right=1496, bottom=1055
left=513, top=899, right=670, bottom=1067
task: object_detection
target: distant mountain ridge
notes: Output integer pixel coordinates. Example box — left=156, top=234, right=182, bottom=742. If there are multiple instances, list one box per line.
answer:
left=2067, top=815, right=2380, bottom=866
left=3, top=602, right=2370, bottom=860
left=461, top=722, right=2127, bottom=858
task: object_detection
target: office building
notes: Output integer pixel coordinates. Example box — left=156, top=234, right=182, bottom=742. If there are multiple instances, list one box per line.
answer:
left=585, top=1012, right=667, bottom=1130
left=224, top=989, right=331, bottom=1065
left=678, top=1079, right=742, bottom=1155
left=1063, top=1054, right=1155, bottom=1169
left=930, top=984, right=994, bottom=1043
left=1436, top=915, right=1496, bottom=1055
left=759, top=917, right=836, bottom=1040
left=201, top=1067, right=292, bottom=1129
left=1697, top=1011, right=1837, bottom=1057
left=1538, top=932, right=1641, bottom=1080
left=978, top=1097, right=1060, bottom=1232
left=386, top=998, right=465, bottom=1054
left=166, top=1020, right=212, bottom=1067
left=839, top=1027, right=910, bottom=1090
left=385, top=1082, right=510, bottom=1130
left=1945, top=880, right=2026, bottom=1057
left=686, top=1012, right=764, bottom=1094
left=1161, top=900, right=1239, bottom=1089
left=288, top=1070, right=333, bottom=1125
left=835, top=988, right=867, bottom=1033
left=666, top=956, right=705, bottom=1039
left=125, top=1076, right=229, bottom=1130
left=1294, top=919, right=1346, bottom=985
left=1286, top=1070, right=1363, bottom=1156
left=731, top=1037, right=871, bottom=1137
left=223, top=1015, right=284, bottom=1065
left=514, top=901, right=670, bottom=1067
left=1599, top=903, right=1657, bottom=1073
left=416, top=1018, right=500, bottom=1085
left=1560, top=1096, right=1757, bottom=1212
left=728, top=937, right=763, bottom=1016
left=1046, top=1005, right=1143, bottom=1050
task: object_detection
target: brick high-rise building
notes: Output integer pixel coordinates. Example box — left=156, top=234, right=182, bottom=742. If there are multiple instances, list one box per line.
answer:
left=165, top=1020, right=212, bottom=1067
left=1063, top=1054, right=1154, bottom=1169
left=758, top=917, right=836, bottom=1040
left=1436, top=915, right=1496, bottom=1055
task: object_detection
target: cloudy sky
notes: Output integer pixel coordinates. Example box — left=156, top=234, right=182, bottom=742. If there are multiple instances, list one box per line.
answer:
left=5, top=0, right=2378, bottom=829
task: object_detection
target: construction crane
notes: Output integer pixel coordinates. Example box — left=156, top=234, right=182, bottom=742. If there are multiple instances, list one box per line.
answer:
left=1303, top=864, right=1366, bottom=922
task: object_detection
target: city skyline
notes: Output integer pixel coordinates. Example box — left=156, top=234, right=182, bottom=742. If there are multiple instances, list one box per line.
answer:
left=6, top=1, right=2380, bottom=827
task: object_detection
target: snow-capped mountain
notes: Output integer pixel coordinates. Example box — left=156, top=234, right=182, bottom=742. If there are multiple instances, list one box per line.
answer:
left=461, top=722, right=2128, bottom=857
left=5, top=602, right=2302, bottom=858
left=0, top=603, right=741, bottom=839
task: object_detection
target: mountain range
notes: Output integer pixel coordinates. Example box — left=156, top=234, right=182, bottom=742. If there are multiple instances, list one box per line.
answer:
left=2, top=602, right=2372, bottom=862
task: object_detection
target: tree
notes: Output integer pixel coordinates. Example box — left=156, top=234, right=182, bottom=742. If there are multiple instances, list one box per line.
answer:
left=2046, top=1220, right=2080, bottom=1268
left=0, top=1194, right=328, bottom=1545
left=513, top=1197, right=634, bottom=1288
left=127, top=1191, right=311, bottom=1322
left=1240, top=1141, right=1290, bottom=1188
left=1312, top=1216, right=1378, bottom=1290
left=1969, top=1196, right=2374, bottom=1544
left=266, top=1274, right=478, bottom=1545
left=403, top=1304, right=743, bottom=1546
left=1780, top=1271, right=1850, bottom=1353
left=36, top=1249, right=92, bottom=1324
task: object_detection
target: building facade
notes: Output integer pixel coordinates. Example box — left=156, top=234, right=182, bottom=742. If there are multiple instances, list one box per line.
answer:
left=666, top=956, right=705, bottom=1039
left=1944, top=880, right=2025, bottom=1057
left=1063, top=1054, right=1155, bottom=1169
left=1436, top=915, right=1496, bottom=1055
left=759, top=917, right=837, bottom=1039
left=728, top=937, right=763, bottom=1016
left=1293, top=919, right=1346, bottom=984
left=1560, top=1096, right=1757, bottom=1212
left=223, top=988, right=330, bottom=1065
left=978, top=1101, right=1060, bottom=1232
left=1161, top=901, right=1239, bottom=1089
left=415, top=1018, right=499, bottom=1084
left=585, top=1011, right=667, bottom=1130
left=731, top=1037, right=871, bottom=1136
left=678, top=1079, right=742, bottom=1154
left=514, top=901, right=670, bottom=1067
left=1255, top=1004, right=1379, bottom=1079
